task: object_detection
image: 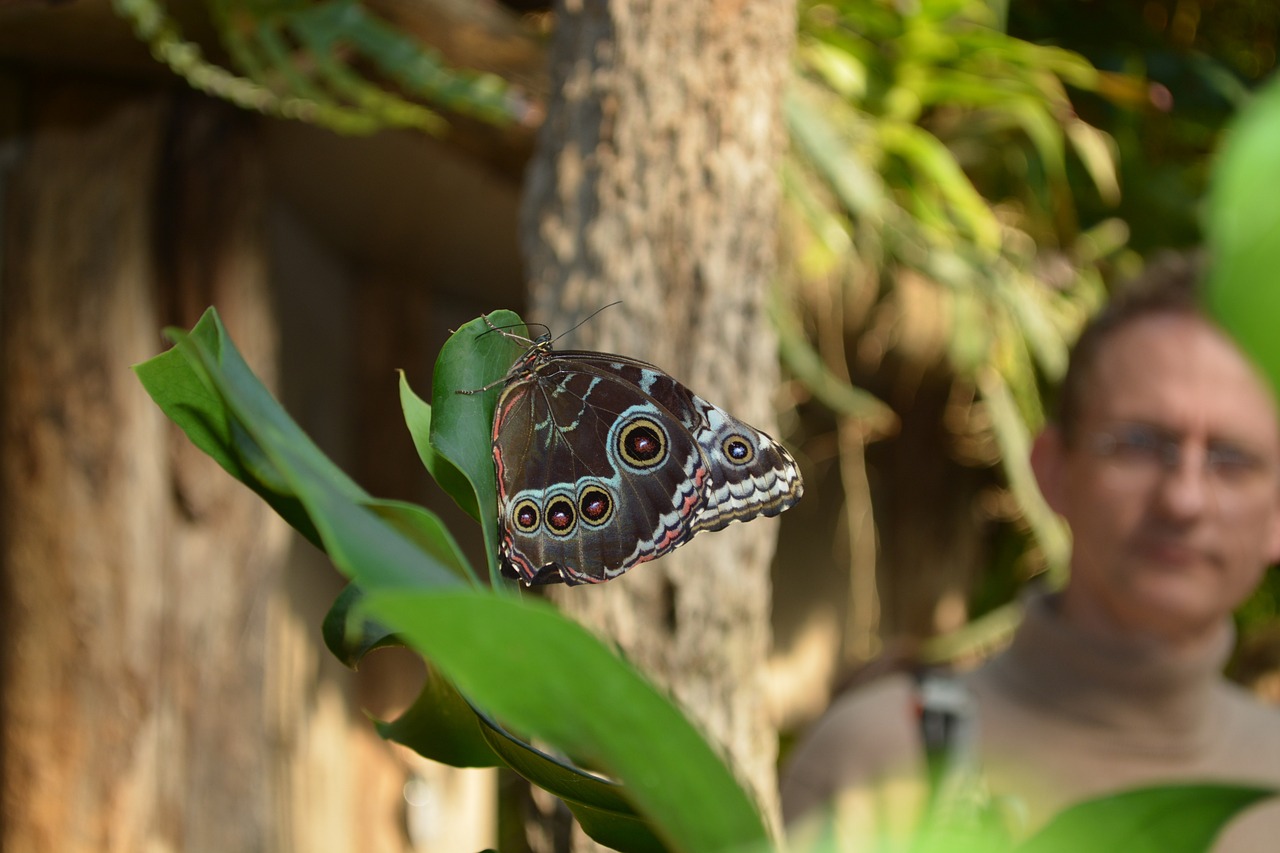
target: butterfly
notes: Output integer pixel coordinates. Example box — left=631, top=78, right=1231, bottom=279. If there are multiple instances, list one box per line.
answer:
left=469, top=315, right=803, bottom=586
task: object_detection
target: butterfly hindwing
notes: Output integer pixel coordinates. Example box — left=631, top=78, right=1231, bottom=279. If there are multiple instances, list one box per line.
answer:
left=557, top=352, right=804, bottom=534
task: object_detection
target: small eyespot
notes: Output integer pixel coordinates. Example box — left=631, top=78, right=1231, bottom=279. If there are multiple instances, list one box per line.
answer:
left=513, top=498, right=541, bottom=533
left=579, top=485, right=614, bottom=527
left=618, top=417, right=668, bottom=469
left=722, top=434, right=755, bottom=465
left=545, top=496, right=576, bottom=536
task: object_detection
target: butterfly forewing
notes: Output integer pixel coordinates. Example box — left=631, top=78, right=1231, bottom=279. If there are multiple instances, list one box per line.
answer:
left=493, top=355, right=710, bottom=584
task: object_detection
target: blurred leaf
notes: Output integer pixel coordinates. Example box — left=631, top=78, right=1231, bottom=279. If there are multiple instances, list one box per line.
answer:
left=804, top=39, right=868, bottom=100
left=772, top=292, right=899, bottom=437
left=1205, top=76, right=1280, bottom=397
left=880, top=121, right=1002, bottom=253
left=1065, top=119, right=1121, bottom=206
left=1017, top=783, right=1276, bottom=853
left=115, top=0, right=527, bottom=136
left=977, top=368, right=1070, bottom=581
left=786, top=82, right=886, bottom=218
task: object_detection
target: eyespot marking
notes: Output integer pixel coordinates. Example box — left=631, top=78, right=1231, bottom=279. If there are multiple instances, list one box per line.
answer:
left=618, top=416, right=668, bottom=469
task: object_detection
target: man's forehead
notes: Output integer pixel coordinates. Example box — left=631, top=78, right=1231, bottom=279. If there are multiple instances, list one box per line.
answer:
left=1084, top=313, right=1280, bottom=435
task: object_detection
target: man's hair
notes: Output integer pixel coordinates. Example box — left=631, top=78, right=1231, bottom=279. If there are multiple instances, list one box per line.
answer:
left=1055, top=251, right=1205, bottom=443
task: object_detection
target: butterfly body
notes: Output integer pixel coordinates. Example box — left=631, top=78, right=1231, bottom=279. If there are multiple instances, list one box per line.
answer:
left=488, top=327, right=803, bottom=586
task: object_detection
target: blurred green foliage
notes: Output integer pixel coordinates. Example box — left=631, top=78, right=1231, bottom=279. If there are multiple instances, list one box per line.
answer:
left=113, top=0, right=529, bottom=134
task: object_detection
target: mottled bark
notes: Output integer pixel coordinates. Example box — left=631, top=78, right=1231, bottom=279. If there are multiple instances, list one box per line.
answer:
left=0, top=82, right=412, bottom=853
left=520, top=0, right=796, bottom=845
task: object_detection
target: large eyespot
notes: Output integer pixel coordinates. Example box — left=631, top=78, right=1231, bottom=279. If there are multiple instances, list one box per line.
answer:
left=617, top=417, right=668, bottom=469
left=578, top=485, right=615, bottom=527
left=545, top=495, right=577, bottom=537
left=721, top=434, right=756, bottom=465
left=512, top=498, right=541, bottom=533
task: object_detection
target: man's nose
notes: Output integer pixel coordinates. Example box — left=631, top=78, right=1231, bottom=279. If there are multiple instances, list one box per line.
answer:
left=1154, top=443, right=1210, bottom=518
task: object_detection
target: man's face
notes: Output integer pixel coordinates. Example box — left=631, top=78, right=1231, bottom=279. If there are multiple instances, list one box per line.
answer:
left=1035, top=313, right=1280, bottom=643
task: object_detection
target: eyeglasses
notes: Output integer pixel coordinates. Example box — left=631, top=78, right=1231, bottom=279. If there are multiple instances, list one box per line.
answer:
left=1084, top=422, right=1276, bottom=492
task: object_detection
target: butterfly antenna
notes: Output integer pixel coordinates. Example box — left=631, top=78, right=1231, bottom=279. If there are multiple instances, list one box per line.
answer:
left=477, top=316, right=550, bottom=342
left=551, top=301, right=623, bottom=345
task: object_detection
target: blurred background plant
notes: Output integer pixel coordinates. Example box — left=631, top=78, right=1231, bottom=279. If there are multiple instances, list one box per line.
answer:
left=109, top=0, right=1280, bottom=700
left=772, top=0, right=1279, bottom=696
left=106, top=0, right=1280, bottom=782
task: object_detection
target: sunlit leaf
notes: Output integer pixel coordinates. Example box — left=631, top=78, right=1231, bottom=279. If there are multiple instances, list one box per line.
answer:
left=1205, top=76, right=1280, bottom=396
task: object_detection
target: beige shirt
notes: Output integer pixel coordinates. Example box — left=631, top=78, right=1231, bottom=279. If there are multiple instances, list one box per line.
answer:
left=781, top=593, right=1280, bottom=851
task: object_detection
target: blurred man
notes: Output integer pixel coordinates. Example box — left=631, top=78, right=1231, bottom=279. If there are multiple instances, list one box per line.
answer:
left=781, top=255, right=1280, bottom=851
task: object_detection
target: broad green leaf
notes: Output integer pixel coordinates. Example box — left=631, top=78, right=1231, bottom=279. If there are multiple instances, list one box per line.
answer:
left=325, top=583, right=524, bottom=773
left=364, top=590, right=771, bottom=853
left=322, top=583, right=401, bottom=668
left=400, top=372, right=479, bottom=526
left=1017, top=783, right=1276, bottom=853
left=365, top=498, right=476, bottom=584
left=478, top=720, right=667, bottom=853
left=152, top=309, right=462, bottom=592
left=142, top=309, right=769, bottom=852
left=1205, top=76, right=1280, bottom=397
left=134, top=308, right=358, bottom=548
left=327, top=582, right=674, bottom=843
left=426, top=311, right=527, bottom=587
left=376, top=664, right=500, bottom=769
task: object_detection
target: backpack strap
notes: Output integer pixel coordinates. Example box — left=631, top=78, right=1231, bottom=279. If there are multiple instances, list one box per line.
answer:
left=913, top=668, right=980, bottom=817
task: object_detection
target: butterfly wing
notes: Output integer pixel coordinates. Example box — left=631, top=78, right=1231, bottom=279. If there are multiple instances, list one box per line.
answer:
left=552, top=353, right=805, bottom=534
left=493, top=356, right=711, bottom=585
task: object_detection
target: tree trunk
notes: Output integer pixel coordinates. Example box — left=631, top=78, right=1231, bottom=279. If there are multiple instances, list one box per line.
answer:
left=0, top=80, right=412, bottom=853
left=520, top=0, right=796, bottom=845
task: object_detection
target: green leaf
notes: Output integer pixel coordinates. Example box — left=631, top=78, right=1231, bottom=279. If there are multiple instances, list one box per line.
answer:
left=141, top=308, right=769, bottom=853
left=425, top=312, right=527, bottom=587
left=1017, top=783, right=1276, bottom=853
left=366, top=497, right=477, bottom=585
left=377, top=663, right=500, bottom=769
left=327, top=582, right=667, bottom=844
left=1205, top=76, right=1280, bottom=398
left=770, top=291, right=898, bottom=436
left=977, top=368, right=1070, bottom=581
left=134, top=308, right=360, bottom=548
left=400, top=372, right=479, bottom=524
left=322, top=583, right=401, bottom=668
left=478, top=719, right=667, bottom=853
left=786, top=81, right=886, bottom=219
left=364, top=590, right=770, bottom=853
left=879, top=120, right=1001, bottom=254
left=144, top=308, right=462, bottom=592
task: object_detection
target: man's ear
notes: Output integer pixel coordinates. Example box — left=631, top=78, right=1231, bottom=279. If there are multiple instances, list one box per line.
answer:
left=1031, top=425, right=1069, bottom=515
left=1264, top=484, right=1280, bottom=565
